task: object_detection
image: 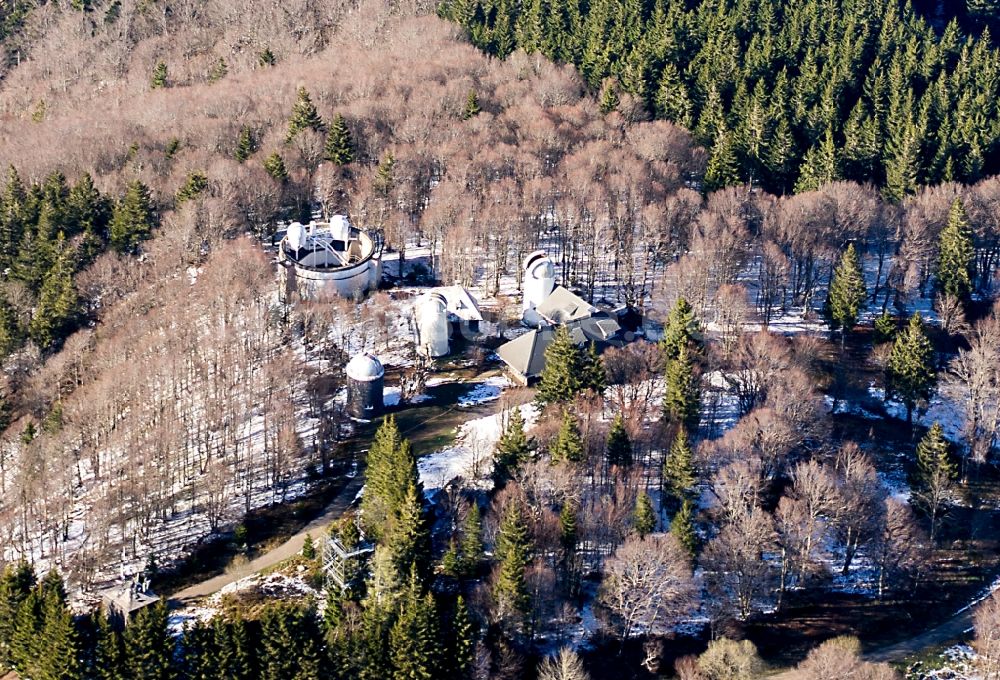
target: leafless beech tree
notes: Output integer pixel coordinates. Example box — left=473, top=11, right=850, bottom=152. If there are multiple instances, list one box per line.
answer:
left=599, top=533, right=696, bottom=642
left=701, top=507, right=777, bottom=621
left=949, top=310, right=1000, bottom=464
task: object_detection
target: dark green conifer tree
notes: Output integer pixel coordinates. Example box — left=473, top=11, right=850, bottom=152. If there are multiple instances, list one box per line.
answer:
left=663, top=344, right=700, bottom=430
left=324, top=114, right=356, bottom=165
left=886, top=313, right=936, bottom=424
left=494, top=407, right=532, bottom=481
left=176, top=171, right=209, bottom=204
left=259, top=601, right=322, bottom=680
left=151, top=62, right=168, bottom=89
left=580, top=341, right=606, bottom=393
left=385, top=481, right=432, bottom=582
left=124, top=600, right=177, bottom=680
left=285, top=87, right=325, bottom=142
left=448, top=596, right=475, bottom=679
left=913, top=422, right=957, bottom=541
left=827, top=242, right=867, bottom=346
left=605, top=413, right=632, bottom=468
left=29, top=235, right=79, bottom=350
left=460, top=503, right=483, bottom=576
left=264, top=153, right=289, bottom=182
left=660, top=297, right=700, bottom=360
left=633, top=491, right=656, bottom=538
left=462, top=90, right=481, bottom=119
left=937, top=198, right=975, bottom=300
left=535, top=325, right=582, bottom=405
left=109, top=180, right=156, bottom=253
left=663, top=426, right=696, bottom=501
left=874, top=310, right=896, bottom=345
left=551, top=409, right=584, bottom=464
left=235, top=126, right=255, bottom=163
left=559, top=500, right=578, bottom=552
left=492, top=500, right=532, bottom=624
left=670, top=498, right=697, bottom=557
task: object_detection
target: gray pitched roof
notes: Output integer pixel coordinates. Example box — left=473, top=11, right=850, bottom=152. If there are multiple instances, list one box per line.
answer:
left=535, top=286, right=595, bottom=324
left=496, top=314, right=625, bottom=381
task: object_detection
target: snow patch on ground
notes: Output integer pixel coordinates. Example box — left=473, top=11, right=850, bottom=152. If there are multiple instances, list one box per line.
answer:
left=418, top=403, right=539, bottom=496
left=457, top=375, right=511, bottom=407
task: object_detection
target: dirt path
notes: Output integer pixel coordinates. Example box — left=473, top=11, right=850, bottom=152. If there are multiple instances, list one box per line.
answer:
left=766, top=605, right=975, bottom=677
left=169, top=474, right=365, bottom=604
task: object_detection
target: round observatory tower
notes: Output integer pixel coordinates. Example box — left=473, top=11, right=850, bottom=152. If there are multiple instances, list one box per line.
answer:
left=522, top=250, right=555, bottom=326
left=345, top=353, right=385, bottom=419
left=415, top=292, right=450, bottom=358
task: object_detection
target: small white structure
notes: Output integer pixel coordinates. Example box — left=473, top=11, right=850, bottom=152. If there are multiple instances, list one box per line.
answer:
left=278, top=215, right=383, bottom=300
left=345, top=353, right=385, bottom=419
left=522, top=250, right=555, bottom=325
left=100, top=578, right=158, bottom=626
left=415, top=292, right=451, bottom=357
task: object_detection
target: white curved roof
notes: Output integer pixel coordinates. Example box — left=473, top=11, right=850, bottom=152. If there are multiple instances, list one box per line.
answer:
left=345, top=353, right=384, bottom=381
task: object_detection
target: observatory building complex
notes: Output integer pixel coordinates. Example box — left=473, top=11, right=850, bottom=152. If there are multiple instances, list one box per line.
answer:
left=278, top=215, right=383, bottom=300
left=497, top=251, right=629, bottom=385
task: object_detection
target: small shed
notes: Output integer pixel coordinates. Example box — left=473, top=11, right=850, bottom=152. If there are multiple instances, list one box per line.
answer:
left=345, top=353, right=385, bottom=419
left=100, top=579, right=158, bottom=626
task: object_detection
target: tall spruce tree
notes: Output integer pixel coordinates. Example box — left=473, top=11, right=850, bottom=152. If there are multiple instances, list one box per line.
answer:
left=663, top=426, right=696, bottom=501
left=124, top=600, right=177, bottom=680
left=493, top=501, right=532, bottom=624
left=286, top=87, right=325, bottom=142
left=827, top=242, right=867, bottom=346
left=258, top=601, right=322, bottom=680
left=449, top=596, right=475, bottom=679
left=937, top=198, right=975, bottom=300
left=886, top=313, right=936, bottom=424
left=28, top=235, right=78, bottom=350
left=109, top=180, right=155, bottom=253
left=264, top=153, right=288, bottom=182
left=324, top=114, right=356, bottom=165
left=385, top=481, right=432, bottom=583
left=494, top=407, right=532, bottom=481
left=362, top=415, right=418, bottom=539
left=633, top=492, right=656, bottom=538
left=460, top=503, right=483, bottom=576
left=580, top=341, right=607, bottom=393
left=235, top=126, right=255, bottom=163
left=914, top=422, right=957, bottom=541
left=389, top=571, right=440, bottom=680
left=663, top=344, right=700, bottom=430
left=551, top=408, right=584, bottom=464
left=606, top=413, right=632, bottom=468
left=670, top=498, right=697, bottom=557
left=660, top=297, right=700, bottom=360
left=536, top=324, right=583, bottom=405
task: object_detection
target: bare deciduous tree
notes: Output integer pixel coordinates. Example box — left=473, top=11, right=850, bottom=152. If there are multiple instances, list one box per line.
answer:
left=599, top=533, right=696, bottom=642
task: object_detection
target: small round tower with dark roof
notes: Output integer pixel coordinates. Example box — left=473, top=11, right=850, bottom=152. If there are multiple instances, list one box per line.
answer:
left=345, top=353, right=384, bottom=419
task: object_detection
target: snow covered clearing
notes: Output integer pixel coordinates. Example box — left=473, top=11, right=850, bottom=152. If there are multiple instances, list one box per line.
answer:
left=418, top=403, right=539, bottom=497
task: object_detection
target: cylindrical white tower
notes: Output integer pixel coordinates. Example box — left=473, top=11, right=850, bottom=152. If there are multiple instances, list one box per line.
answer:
left=345, top=353, right=385, bottom=419
left=522, top=250, right=555, bottom=312
left=415, top=292, right=450, bottom=358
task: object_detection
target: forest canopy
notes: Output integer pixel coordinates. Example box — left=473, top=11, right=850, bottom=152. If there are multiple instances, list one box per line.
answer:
left=443, top=0, right=1000, bottom=196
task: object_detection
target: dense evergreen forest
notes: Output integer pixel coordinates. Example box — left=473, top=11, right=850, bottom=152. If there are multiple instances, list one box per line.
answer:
left=443, top=0, right=1000, bottom=196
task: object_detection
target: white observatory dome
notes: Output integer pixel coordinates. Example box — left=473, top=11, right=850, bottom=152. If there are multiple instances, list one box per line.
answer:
left=345, top=353, right=385, bottom=382
left=522, top=250, right=555, bottom=313
left=287, top=222, right=307, bottom=251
